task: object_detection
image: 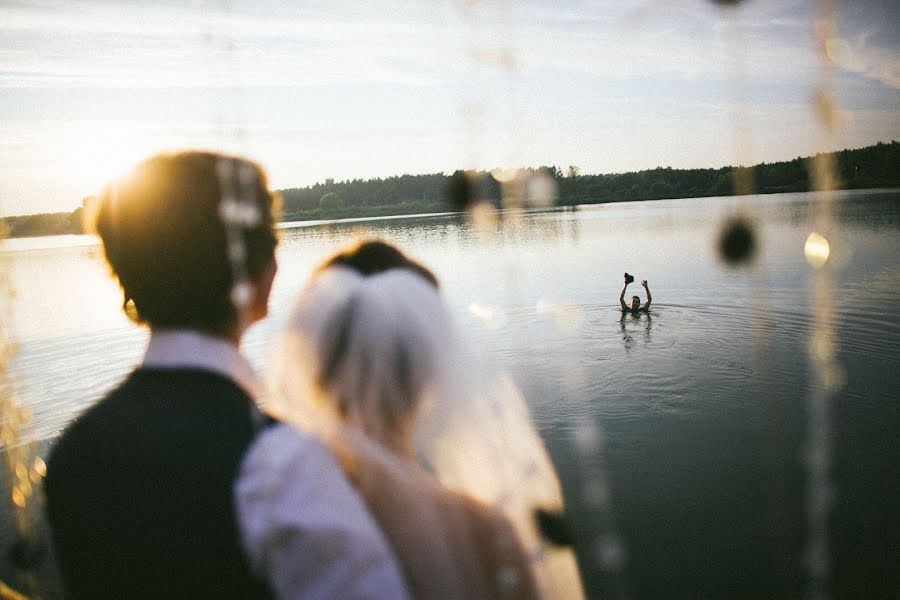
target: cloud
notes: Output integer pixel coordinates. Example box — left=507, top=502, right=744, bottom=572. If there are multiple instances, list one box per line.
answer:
left=828, top=32, right=900, bottom=89
left=1, top=0, right=897, bottom=215
left=0, top=1, right=447, bottom=89
left=1, top=0, right=893, bottom=92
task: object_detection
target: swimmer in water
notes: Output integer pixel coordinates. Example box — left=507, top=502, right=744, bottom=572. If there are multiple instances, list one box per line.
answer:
left=620, top=275, right=651, bottom=314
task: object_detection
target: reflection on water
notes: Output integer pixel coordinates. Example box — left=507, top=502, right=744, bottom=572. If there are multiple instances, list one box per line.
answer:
left=2, top=190, right=899, bottom=597
left=620, top=312, right=652, bottom=351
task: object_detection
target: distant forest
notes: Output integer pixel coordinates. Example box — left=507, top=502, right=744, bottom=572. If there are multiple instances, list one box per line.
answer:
left=4, top=141, right=898, bottom=238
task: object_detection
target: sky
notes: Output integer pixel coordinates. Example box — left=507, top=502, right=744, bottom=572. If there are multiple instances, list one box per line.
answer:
left=1, top=0, right=898, bottom=216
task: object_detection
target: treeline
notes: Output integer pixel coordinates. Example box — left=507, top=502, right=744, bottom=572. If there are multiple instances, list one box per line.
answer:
left=555, top=140, right=900, bottom=206
left=280, top=173, right=449, bottom=220
left=3, top=141, right=898, bottom=238
left=2, top=207, right=86, bottom=239
left=279, top=140, right=900, bottom=218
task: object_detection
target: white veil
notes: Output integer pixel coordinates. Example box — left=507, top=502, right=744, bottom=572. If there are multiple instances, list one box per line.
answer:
left=265, top=265, right=583, bottom=599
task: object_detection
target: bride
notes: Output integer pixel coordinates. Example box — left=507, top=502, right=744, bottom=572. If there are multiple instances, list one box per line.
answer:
left=266, top=240, right=584, bottom=599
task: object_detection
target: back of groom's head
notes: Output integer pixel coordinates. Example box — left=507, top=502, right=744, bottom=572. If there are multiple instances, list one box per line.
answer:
left=92, top=151, right=279, bottom=336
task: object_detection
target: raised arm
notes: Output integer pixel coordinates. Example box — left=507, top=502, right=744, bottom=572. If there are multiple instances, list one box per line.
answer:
left=619, top=281, right=629, bottom=310
left=642, top=280, right=652, bottom=309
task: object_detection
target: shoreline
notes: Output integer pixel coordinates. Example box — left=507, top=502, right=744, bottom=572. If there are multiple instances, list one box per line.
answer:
left=2, top=185, right=898, bottom=242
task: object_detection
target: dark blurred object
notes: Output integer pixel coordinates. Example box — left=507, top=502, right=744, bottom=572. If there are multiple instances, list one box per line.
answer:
left=624, top=272, right=634, bottom=285
left=710, top=0, right=747, bottom=6
left=718, top=217, right=757, bottom=265
left=535, top=508, right=574, bottom=547
left=7, top=534, right=44, bottom=571
left=446, top=170, right=478, bottom=212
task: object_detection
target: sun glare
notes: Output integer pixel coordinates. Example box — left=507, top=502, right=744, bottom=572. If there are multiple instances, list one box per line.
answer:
left=71, top=122, right=154, bottom=193
left=804, top=231, right=831, bottom=268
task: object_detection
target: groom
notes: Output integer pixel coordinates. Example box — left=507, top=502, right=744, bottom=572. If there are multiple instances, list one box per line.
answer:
left=44, top=152, right=409, bottom=599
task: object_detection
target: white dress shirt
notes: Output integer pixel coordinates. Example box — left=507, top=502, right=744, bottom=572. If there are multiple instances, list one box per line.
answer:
left=143, top=329, right=410, bottom=600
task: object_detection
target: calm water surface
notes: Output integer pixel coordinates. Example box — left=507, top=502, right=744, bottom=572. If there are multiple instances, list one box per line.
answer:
left=2, top=190, right=899, bottom=598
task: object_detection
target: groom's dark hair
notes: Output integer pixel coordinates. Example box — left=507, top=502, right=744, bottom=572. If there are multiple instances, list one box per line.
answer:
left=91, top=151, right=279, bottom=335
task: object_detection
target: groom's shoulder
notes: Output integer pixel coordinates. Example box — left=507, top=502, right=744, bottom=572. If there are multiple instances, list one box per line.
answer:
left=48, top=368, right=259, bottom=470
left=55, top=367, right=244, bottom=427
left=49, top=369, right=144, bottom=450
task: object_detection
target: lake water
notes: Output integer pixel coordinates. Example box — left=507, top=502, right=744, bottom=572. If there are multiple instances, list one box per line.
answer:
left=2, top=189, right=899, bottom=598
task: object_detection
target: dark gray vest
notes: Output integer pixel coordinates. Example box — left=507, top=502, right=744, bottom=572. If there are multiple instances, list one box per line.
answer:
left=45, top=368, right=274, bottom=599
